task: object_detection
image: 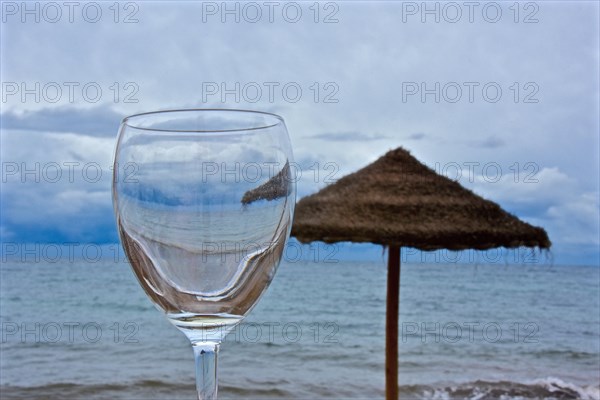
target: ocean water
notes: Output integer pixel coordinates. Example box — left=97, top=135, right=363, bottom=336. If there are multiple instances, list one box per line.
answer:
left=1, top=258, right=599, bottom=399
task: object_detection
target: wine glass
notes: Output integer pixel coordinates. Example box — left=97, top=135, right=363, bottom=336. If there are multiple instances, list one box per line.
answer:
left=112, top=109, right=295, bottom=399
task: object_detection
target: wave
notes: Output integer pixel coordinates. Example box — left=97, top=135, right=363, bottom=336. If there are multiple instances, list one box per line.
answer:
left=405, top=377, right=600, bottom=400
left=0, top=381, right=189, bottom=400
left=1, top=377, right=598, bottom=399
left=523, top=349, right=599, bottom=360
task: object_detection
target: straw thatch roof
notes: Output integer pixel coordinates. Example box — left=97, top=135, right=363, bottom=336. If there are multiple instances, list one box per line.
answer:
left=241, top=161, right=290, bottom=205
left=291, top=147, right=550, bottom=251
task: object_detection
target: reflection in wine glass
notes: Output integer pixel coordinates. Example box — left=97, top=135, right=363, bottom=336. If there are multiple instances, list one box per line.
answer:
left=113, top=109, right=295, bottom=399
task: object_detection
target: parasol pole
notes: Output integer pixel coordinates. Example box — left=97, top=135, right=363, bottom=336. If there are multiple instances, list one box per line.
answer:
left=386, top=246, right=401, bottom=400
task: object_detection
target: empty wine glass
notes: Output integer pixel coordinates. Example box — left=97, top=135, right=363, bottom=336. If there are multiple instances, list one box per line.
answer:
left=112, top=109, right=295, bottom=399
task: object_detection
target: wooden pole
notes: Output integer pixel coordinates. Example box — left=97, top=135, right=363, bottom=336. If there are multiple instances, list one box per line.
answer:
left=386, top=246, right=401, bottom=400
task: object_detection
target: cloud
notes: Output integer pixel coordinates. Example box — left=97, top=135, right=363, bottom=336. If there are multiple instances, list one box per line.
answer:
left=1, top=106, right=125, bottom=137
left=472, top=167, right=572, bottom=205
left=467, top=167, right=599, bottom=255
left=308, top=132, right=388, bottom=142
left=475, top=136, right=505, bottom=148
left=407, top=132, right=426, bottom=140
left=546, top=192, right=600, bottom=246
left=0, top=225, right=14, bottom=241
left=1, top=128, right=118, bottom=243
left=1, top=187, right=118, bottom=243
left=0, top=2, right=598, bottom=263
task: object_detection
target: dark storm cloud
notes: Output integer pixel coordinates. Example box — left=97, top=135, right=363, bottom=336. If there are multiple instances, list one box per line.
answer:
left=1, top=106, right=125, bottom=137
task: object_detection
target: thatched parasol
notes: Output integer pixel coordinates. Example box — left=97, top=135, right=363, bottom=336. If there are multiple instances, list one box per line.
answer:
left=290, top=147, right=550, bottom=400
left=242, top=161, right=290, bottom=205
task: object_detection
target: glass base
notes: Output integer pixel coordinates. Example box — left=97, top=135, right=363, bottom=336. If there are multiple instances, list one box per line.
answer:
left=167, top=313, right=242, bottom=344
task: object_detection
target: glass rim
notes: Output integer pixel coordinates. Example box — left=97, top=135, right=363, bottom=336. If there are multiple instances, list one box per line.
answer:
left=121, top=108, right=285, bottom=133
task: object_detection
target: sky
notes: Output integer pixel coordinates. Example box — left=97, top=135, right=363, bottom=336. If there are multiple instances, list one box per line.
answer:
left=1, top=1, right=599, bottom=265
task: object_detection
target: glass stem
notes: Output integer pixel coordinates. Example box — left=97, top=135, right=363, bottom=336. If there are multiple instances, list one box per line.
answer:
left=192, top=342, right=220, bottom=400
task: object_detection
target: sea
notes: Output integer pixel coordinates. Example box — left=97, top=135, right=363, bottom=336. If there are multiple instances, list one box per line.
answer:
left=1, top=256, right=599, bottom=399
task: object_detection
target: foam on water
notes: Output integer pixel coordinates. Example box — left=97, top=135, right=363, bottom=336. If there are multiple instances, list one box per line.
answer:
left=2, top=378, right=598, bottom=399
